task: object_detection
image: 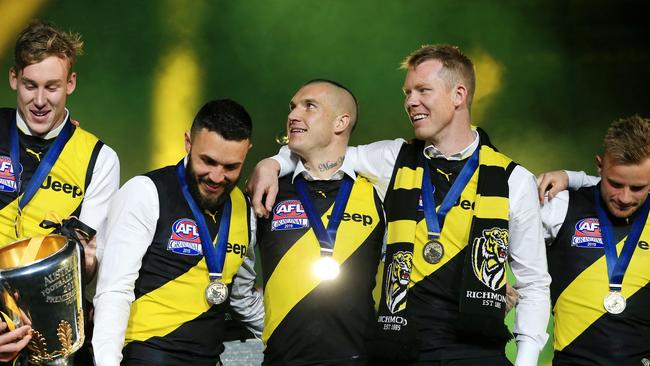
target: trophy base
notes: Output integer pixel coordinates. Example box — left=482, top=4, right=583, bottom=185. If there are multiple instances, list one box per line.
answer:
left=41, top=355, right=75, bottom=366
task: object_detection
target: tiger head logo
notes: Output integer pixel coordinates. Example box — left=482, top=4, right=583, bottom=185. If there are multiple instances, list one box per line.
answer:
left=471, top=228, right=508, bottom=291
left=385, top=251, right=413, bottom=314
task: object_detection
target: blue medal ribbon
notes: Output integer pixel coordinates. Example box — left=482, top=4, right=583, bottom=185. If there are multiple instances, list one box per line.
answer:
left=10, top=115, right=74, bottom=237
left=421, top=147, right=480, bottom=240
left=595, top=187, right=650, bottom=292
left=176, top=161, right=230, bottom=281
left=294, top=174, right=353, bottom=255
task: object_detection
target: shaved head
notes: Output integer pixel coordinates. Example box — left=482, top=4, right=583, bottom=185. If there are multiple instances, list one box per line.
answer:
left=302, top=79, right=358, bottom=132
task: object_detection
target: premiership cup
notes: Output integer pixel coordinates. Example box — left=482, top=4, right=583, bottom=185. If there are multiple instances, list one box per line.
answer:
left=0, top=235, right=84, bottom=366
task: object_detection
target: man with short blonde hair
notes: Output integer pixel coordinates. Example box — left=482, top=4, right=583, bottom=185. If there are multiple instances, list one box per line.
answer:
left=0, top=20, right=120, bottom=364
left=249, top=44, right=551, bottom=366
left=541, top=115, right=650, bottom=365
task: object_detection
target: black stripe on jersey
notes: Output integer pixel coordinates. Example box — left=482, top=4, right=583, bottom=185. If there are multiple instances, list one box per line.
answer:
left=122, top=306, right=226, bottom=365
left=409, top=247, right=505, bottom=360
left=477, top=165, right=510, bottom=198
left=84, top=140, right=104, bottom=191
left=258, top=178, right=346, bottom=285
left=553, top=282, right=650, bottom=366
left=264, top=234, right=382, bottom=365
left=548, top=187, right=631, bottom=304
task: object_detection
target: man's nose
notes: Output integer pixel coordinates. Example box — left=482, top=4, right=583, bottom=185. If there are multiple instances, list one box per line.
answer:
left=208, top=167, right=225, bottom=184
left=34, top=89, right=46, bottom=108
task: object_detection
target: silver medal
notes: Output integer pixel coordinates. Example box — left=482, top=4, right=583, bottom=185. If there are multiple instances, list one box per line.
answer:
left=205, top=280, right=229, bottom=305
left=603, top=291, right=626, bottom=314
left=423, top=239, right=444, bottom=264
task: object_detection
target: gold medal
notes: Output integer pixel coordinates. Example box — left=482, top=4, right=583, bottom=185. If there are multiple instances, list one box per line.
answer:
left=603, top=291, right=626, bottom=314
left=205, top=280, right=228, bottom=305
left=313, top=256, right=340, bottom=280
left=423, top=239, right=444, bottom=264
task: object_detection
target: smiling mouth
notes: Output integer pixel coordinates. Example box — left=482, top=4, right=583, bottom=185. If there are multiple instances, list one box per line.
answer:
left=30, top=110, right=50, bottom=118
left=410, top=113, right=428, bottom=122
left=201, top=181, right=222, bottom=193
left=290, top=128, right=307, bottom=133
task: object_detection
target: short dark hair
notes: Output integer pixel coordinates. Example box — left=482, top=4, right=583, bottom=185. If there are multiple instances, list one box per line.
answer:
left=14, top=20, right=83, bottom=74
left=302, top=78, right=359, bottom=129
left=190, top=99, right=252, bottom=141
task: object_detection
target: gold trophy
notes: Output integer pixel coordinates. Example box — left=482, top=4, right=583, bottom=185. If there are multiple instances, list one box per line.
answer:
left=0, top=234, right=84, bottom=365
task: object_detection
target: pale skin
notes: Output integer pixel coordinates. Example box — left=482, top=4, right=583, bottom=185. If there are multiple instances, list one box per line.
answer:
left=246, top=82, right=356, bottom=213
left=0, top=311, right=32, bottom=362
left=9, top=56, right=76, bottom=137
left=246, top=75, right=520, bottom=310
left=536, top=170, right=569, bottom=203
left=287, top=81, right=355, bottom=179
left=536, top=154, right=650, bottom=219
left=8, top=56, right=97, bottom=276
left=247, top=60, right=474, bottom=217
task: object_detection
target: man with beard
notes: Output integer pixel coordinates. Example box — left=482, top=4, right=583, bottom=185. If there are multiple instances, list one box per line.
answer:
left=257, top=80, right=384, bottom=365
left=538, top=116, right=650, bottom=365
left=92, top=100, right=263, bottom=366
left=248, top=45, right=550, bottom=365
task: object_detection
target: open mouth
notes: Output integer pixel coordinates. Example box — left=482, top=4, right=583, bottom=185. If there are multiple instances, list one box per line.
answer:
left=289, top=127, right=307, bottom=134
left=30, top=110, right=50, bottom=119
left=410, top=113, right=428, bottom=123
left=201, top=181, right=222, bottom=194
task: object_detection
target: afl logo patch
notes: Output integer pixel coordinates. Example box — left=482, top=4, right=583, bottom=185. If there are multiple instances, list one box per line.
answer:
left=0, top=156, right=20, bottom=193
left=168, top=218, right=203, bottom=255
left=572, top=217, right=603, bottom=248
left=271, top=200, right=309, bottom=231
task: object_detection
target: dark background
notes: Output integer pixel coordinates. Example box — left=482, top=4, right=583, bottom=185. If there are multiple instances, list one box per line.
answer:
left=2, top=1, right=649, bottom=363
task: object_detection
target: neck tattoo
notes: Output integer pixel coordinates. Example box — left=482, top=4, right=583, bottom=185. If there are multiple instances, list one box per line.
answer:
left=315, top=156, right=344, bottom=172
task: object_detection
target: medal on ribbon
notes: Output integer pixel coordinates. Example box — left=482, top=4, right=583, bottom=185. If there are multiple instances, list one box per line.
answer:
left=294, top=175, right=353, bottom=280
left=9, top=116, right=74, bottom=238
left=176, top=161, right=231, bottom=305
left=595, top=187, right=650, bottom=314
left=420, top=148, right=480, bottom=264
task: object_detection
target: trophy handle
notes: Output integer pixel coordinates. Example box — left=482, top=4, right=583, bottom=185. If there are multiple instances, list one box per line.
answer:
left=40, top=218, right=96, bottom=285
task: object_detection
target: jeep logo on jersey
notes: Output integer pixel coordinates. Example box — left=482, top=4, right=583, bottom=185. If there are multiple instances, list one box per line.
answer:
left=272, top=200, right=309, bottom=231
left=327, top=212, right=374, bottom=226
left=40, top=175, right=83, bottom=198
left=168, top=218, right=203, bottom=255
left=417, top=194, right=475, bottom=212
left=0, top=156, right=20, bottom=193
left=227, top=242, right=248, bottom=259
left=572, top=218, right=603, bottom=248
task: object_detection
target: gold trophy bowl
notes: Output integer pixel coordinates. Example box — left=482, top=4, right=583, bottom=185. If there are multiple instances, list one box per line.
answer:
left=0, top=235, right=84, bottom=365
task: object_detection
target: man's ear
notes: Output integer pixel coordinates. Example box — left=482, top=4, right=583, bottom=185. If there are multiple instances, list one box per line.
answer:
left=452, top=84, right=468, bottom=108
left=334, top=114, right=350, bottom=134
left=185, top=131, right=192, bottom=154
left=9, top=68, right=18, bottom=91
left=596, top=155, right=603, bottom=176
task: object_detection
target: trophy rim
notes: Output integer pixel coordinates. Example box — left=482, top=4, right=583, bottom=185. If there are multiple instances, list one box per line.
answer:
left=0, top=234, right=73, bottom=273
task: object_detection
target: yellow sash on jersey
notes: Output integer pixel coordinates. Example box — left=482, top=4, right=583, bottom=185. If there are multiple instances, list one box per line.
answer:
left=262, top=177, right=380, bottom=343
left=386, top=145, right=510, bottom=287
left=124, top=187, right=249, bottom=343
left=0, top=127, right=98, bottom=245
left=554, top=219, right=650, bottom=350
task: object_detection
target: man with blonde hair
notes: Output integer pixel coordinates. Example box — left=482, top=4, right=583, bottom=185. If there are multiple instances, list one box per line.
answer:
left=249, top=44, right=550, bottom=365
left=540, top=115, right=650, bottom=365
left=0, top=20, right=119, bottom=364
